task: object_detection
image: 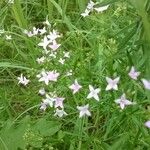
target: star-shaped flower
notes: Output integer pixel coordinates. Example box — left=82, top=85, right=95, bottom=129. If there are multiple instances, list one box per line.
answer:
left=54, top=97, right=65, bottom=108
left=42, top=94, right=56, bottom=107
left=63, top=52, right=70, bottom=58
left=69, top=79, right=82, bottom=94
left=37, top=70, right=49, bottom=85
left=106, top=77, right=120, bottom=91
left=87, top=85, right=100, bottom=101
left=141, top=79, right=150, bottom=90
left=17, top=74, right=30, bottom=86
left=77, top=104, right=91, bottom=118
left=39, top=27, right=47, bottom=35
left=6, top=35, right=12, bottom=40
left=145, top=120, right=150, bottom=128
left=47, top=30, right=61, bottom=41
left=58, top=58, right=65, bottom=64
left=54, top=108, right=68, bottom=117
left=81, top=9, right=90, bottom=17
left=47, top=70, right=60, bottom=82
left=128, top=66, right=140, bottom=80
left=48, top=40, right=61, bottom=51
left=115, top=94, right=133, bottom=109
left=36, top=56, right=46, bottom=64
left=38, top=36, right=51, bottom=50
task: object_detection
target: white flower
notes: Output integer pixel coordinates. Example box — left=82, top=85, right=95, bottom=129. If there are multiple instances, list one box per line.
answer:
left=48, top=40, right=61, bottom=51
left=54, top=97, right=65, bottom=108
left=58, top=58, right=65, bottom=64
left=87, top=85, right=100, bottom=101
left=94, top=5, right=109, bottom=13
left=6, top=35, right=12, bottom=40
left=66, top=70, right=73, bottom=76
left=77, top=104, right=91, bottom=118
left=44, top=16, right=51, bottom=26
left=54, top=108, right=67, bottom=117
left=106, top=77, right=120, bottom=91
left=39, top=88, right=46, bottom=95
left=39, top=27, right=47, bottom=35
left=8, top=0, right=14, bottom=4
left=142, top=79, right=150, bottom=90
left=128, top=66, right=140, bottom=80
left=40, top=102, right=47, bottom=111
left=36, top=56, right=46, bottom=64
left=47, top=29, right=61, bottom=41
left=115, top=94, right=133, bottom=109
left=43, top=94, right=56, bottom=107
left=87, top=0, right=96, bottom=10
left=32, top=27, right=39, bottom=35
left=17, top=74, right=30, bottom=86
left=69, top=79, right=82, bottom=94
left=81, top=9, right=90, bottom=17
left=0, top=29, right=4, bottom=35
left=38, top=36, right=51, bottom=50
left=145, top=120, right=150, bottom=128
left=63, top=52, right=70, bottom=58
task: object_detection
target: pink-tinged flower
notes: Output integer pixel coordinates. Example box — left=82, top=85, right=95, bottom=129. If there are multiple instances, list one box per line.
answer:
left=142, top=79, right=150, bottom=90
left=63, top=52, right=70, bottom=58
left=128, top=66, right=140, bottom=80
left=36, top=56, right=45, bottom=64
left=47, top=70, right=60, bottom=82
left=39, top=27, right=47, bottom=35
left=17, top=74, right=30, bottom=86
left=47, top=30, right=61, bottom=41
left=38, top=36, right=51, bottom=50
left=69, top=79, right=82, bottom=94
left=39, top=88, right=46, bottom=96
left=87, top=85, right=100, bottom=101
left=48, top=40, right=61, bottom=51
left=58, top=58, right=65, bottom=64
left=54, top=108, right=68, bottom=117
left=77, top=104, right=91, bottom=118
left=145, top=120, right=150, bottom=128
left=55, top=97, right=65, bottom=108
left=94, top=5, right=109, bottom=13
left=115, top=94, right=133, bottom=109
left=106, top=77, right=120, bottom=91
left=81, top=9, right=90, bottom=17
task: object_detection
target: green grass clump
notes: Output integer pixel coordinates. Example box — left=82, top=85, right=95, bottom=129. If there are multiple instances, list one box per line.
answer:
left=0, top=0, right=150, bottom=149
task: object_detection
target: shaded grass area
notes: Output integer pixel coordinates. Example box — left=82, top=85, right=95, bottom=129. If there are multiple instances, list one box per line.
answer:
left=0, top=0, right=150, bottom=149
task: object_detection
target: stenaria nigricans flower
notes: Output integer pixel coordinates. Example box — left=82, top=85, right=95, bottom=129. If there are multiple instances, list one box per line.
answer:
left=145, top=120, right=150, bottom=128
left=87, top=85, right=100, bottom=101
left=106, top=77, right=120, bottom=91
left=69, top=79, right=82, bottom=94
left=54, top=108, right=67, bottom=117
left=141, top=79, right=150, bottom=90
left=17, top=74, right=30, bottom=86
left=115, top=94, right=133, bottom=109
left=94, top=5, right=109, bottom=13
left=128, top=66, right=140, bottom=80
left=77, top=104, right=91, bottom=118
left=54, top=97, right=65, bottom=108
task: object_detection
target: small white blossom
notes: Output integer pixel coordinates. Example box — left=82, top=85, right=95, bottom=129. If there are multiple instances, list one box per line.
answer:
left=17, top=74, right=30, bottom=86
left=81, top=9, right=90, bottom=17
left=54, top=108, right=67, bottom=117
left=39, top=88, right=46, bottom=95
left=106, top=77, right=120, bottom=91
left=128, top=66, right=140, bottom=80
left=115, top=94, right=133, bottom=109
left=6, top=35, right=12, bottom=40
left=77, top=104, right=91, bottom=118
left=87, top=85, right=100, bottom=101
left=69, top=79, right=82, bottom=94
left=38, top=36, right=51, bottom=50
left=142, top=79, right=150, bottom=90
left=58, top=58, right=65, bottom=64
left=36, top=56, right=46, bottom=64
left=39, top=27, right=47, bottom=35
